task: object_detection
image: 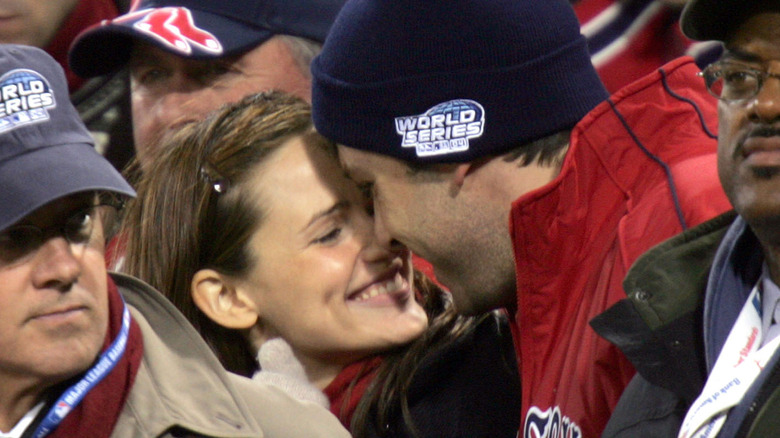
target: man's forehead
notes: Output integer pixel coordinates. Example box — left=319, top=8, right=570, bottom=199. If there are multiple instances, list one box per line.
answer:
left=721, top=46, right=766, bottom=63
left=335, top=145, right=357, bottom=170
left=722, top=13, right=780, bottom=62
left=335, top=146, right=376, bottom=178
left=725, top=9, right=780, bottom=43
left=336, top=145, right=415, bottom=181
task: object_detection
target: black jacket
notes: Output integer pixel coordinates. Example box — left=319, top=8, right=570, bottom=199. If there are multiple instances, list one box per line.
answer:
left=369, top=313, right=521, bottom=437
left=592, top=211, right=780, bottom=437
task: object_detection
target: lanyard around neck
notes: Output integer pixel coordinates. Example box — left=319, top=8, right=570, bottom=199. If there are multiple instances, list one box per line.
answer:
left=31, top=299, right=131, bottom=438
left=679, top=285, right=780, bottom=438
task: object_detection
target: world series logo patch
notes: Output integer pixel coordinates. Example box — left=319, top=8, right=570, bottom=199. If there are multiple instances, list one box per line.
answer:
left=394, top=99, right=485, bottom=157
left=0, top=69, right=56, bottom=134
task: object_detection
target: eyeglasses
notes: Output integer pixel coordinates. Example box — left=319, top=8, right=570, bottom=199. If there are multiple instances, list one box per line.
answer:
left=0, top=203, right=120, bottom=266
left=700, top=62, right=780, bottom=102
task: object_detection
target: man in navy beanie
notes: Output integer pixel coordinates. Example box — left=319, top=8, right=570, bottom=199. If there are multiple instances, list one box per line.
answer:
left=311, top=0, right=732, bottom=436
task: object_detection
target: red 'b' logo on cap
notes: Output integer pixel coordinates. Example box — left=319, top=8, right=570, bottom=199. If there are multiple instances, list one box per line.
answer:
left=113, top=7, right=223, bottom=56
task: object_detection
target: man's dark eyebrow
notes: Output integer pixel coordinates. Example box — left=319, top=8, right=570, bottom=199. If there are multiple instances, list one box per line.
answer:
left=721, top=46, right=765, bottom=64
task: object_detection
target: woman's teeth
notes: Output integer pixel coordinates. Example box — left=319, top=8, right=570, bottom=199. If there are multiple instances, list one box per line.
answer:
left=353, top=275, right=403, bottom=302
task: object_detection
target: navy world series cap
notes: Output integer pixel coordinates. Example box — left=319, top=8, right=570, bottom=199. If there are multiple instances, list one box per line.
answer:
left=69, top=0, right=346, bottom=78
left=0, top=45, right=135, bottom=232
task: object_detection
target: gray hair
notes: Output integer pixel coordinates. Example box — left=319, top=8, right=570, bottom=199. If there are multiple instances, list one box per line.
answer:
left=277, top=35, right=322, bottom=79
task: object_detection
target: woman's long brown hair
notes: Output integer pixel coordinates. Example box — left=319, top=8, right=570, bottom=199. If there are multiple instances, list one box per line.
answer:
left=121, top=91, right=317, bottom=375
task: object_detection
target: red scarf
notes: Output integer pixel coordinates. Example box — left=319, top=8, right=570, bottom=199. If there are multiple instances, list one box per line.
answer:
left=44, top=0, right=120, bottom=92
left=323, top=357, right=383, bottom=430
left=47, top=276, right=144, bottom=438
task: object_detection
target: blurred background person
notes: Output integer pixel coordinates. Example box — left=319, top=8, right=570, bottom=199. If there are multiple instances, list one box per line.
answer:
left=68, top=0, right=345, bottom=173
left=574, top=0, right=721, bottom=92
left=0, top=0, right=134, bottom=171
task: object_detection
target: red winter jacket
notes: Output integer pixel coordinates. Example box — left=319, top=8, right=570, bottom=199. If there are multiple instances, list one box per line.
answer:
left=510, top=56, right=732, bottom=438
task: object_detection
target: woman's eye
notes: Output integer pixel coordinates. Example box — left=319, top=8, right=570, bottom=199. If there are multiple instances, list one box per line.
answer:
left=314, top=228, right=342, bottom=244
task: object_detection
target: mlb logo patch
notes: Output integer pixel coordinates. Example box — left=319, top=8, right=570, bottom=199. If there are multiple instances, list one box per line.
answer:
left=394, top=99, right=485, bottom=157
left=53, top=401, right=71, bottom=418
left=0, top=69, right=56, bottom=134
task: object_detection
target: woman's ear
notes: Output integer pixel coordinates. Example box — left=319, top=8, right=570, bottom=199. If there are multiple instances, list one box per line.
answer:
left=191, top=269, right=258, bottom=329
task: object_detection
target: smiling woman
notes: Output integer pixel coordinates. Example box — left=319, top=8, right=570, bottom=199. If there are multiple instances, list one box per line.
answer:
left=120, top=91, right=521, bottom=437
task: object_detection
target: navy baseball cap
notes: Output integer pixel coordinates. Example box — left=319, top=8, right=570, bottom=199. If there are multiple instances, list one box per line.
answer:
left=0, top=45, right=135, bottom=232
left=69, top=0, right=346, bottom=78
left=680, top=0, right=772, bottom=42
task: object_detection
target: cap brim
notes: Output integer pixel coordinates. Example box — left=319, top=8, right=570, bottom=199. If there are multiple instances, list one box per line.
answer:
left=69, top=8, right=273, bottom=78
left=680, top=0, right=746, bottom=41
left=0, top=143, right=135, bottom=230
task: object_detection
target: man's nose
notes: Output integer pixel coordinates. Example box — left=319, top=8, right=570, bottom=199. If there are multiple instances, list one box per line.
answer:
left=372, top=212, right=405, bottom=255
left=748, top=74, right=780, bottom=123
left=156, top=86, right=211, bottom=125
left=31, top=237, right=82, bottom=291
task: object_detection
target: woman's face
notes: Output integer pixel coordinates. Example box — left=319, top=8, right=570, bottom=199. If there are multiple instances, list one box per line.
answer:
left=237, top=137, right=428, bottom=380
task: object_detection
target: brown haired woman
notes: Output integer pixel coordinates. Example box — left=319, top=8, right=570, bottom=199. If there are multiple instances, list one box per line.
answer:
left=120, top=91, right=520, bottom=437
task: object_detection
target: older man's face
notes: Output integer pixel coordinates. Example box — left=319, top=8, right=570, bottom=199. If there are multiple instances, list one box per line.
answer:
left=0, top=193, right=109, bottom=392
left=129, top=36, right=312, bottom=170
left=717, top=11, right=780, bottom=238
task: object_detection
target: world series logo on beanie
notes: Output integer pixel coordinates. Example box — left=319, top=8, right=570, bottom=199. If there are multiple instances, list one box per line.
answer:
left=0, top=69, right=55, bottom=133
left=395, top=99, right=485, bottom=158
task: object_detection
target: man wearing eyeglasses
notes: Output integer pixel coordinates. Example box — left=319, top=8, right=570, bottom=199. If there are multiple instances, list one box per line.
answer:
left=0, top=45, right=349, bottom=438
left=593, top=1, right=780, bottom=437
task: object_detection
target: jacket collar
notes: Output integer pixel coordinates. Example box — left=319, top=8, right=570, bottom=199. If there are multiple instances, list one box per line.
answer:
left=591, top=211, right=737, bottom=402
left=111, top=272, right=264, bottom=437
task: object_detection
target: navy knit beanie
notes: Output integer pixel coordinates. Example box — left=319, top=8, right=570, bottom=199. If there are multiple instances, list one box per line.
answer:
left=311, top=0, right=609, bottom=163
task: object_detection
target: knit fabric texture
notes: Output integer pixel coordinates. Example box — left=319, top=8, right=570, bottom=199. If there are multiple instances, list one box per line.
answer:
left=311, top=0, right=609, bottom=163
